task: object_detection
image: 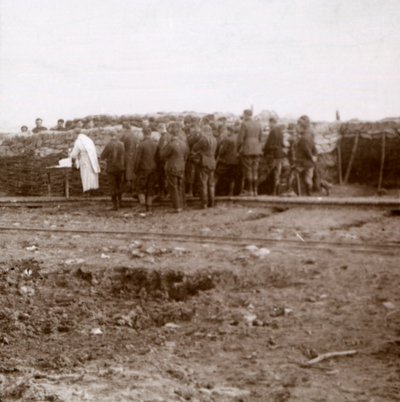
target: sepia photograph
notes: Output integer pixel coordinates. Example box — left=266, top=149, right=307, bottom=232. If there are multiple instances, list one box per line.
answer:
left=0, top=0, right=399, bottom=400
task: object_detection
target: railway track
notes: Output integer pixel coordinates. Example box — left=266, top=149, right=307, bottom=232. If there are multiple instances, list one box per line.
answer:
left=1, top=225, right=399, bottom=255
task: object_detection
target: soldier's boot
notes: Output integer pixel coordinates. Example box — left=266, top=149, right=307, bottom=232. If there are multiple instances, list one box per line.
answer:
left=241, top=179, right=252, bottom=196
left=146, top=196, right=153, bottom=212
left=320, top=180, right=332, bottom=196
left=111, top=195, right=118, bottom=211
left=117, top=193, right=122, bottom=209
left=228, top=182, right=235, bottom=197
left=273, top=181, right=280, bottom=196
left=187, top=182, right=194, bottom=198
left=138, top=194, right=146, bottom=206
left=253, top=178, right=258, bottom=197
left=208, top=186, right=215, bottom=208
left=305, top=183, right=313, bottom=196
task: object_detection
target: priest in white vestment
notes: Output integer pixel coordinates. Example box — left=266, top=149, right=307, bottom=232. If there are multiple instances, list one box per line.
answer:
left=70, top=129, right=100, bottom=192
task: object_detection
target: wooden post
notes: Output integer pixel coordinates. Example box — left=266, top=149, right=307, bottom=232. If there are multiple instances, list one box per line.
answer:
left=296, top=171, right=302, bottom=196
left=378, top=133, right=386, bottom=192
left=65, top=168, right=70, bottom=199
left=337, top=136, right=343, bottom=185
left=344, top=133, right=359, bottom=184
left=47, top=171, right=52, bottom=197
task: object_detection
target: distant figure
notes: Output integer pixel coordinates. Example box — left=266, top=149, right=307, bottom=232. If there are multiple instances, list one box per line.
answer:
left=263, top=117, right=285, bottom=195
left=185, top=124, right=202, bottom=197
left=32, top=118, right=47, bottom=134
left=85, top=119, right=95, bottom=129
left=191, top=123, right=217, bottom=208
left=134, top=128, right=158, bottom=211
left=20, top=125, right=31, bottom=136
left=70, top=128, right=100, bottom=193
left=120, top=122, right=139, bottom=195
left=75, top=120, right=84, bottom=129
left=156, top=123, right=170, bottom=199
left=214, top=117, right=228, bottom=149
left=291, top=115, right=317, bottom=196
left=237, top=109, right=262, bottom=196
left=52, top=119, right=66, bottom=131
left=101, top=133, right=125, bottom=210
left=160, top=122, right=188, bottom=213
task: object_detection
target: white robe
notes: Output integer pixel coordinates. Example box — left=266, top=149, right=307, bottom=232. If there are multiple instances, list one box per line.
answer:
left=70, top=134, right=100, bottom=192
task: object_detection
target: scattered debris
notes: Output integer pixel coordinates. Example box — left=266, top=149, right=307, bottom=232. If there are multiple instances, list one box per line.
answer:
left=243, top=312, right=258, bottom=326
left=0, top=335, right=10, bottom=345
left=270, top=306, right=285, bottom=317
left=90, top=328, right=103, bottom=335
left=164, top=322, right=181, bottom=329
left=100, top=253, right=110, bottom=259
left=129, top=242, right=186, bottom=259
left=130, top=249, right=144, bottom=258
left=64, top=258, right=85, bottom=265
left=296, top=233, right=305, bottom=242
left=200, top=227, right=212, bottom=235
left=23, top=268, right=32, bottom=277
left=25, top=245, right=38, bottom=252
left=19, top=286, right=35, bottom=297
left=245, top=245, right=270, bottom=258
left=383, top=301, right=396, bottom=310
left=173, top=247, right=187, bottom=255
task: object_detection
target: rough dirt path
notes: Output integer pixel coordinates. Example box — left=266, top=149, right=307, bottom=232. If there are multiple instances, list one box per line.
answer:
left=0, top=203, right=399, bottom=401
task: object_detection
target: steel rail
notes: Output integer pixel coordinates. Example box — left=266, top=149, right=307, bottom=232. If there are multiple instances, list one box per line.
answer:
left=0, top=225, right=399, bottom=254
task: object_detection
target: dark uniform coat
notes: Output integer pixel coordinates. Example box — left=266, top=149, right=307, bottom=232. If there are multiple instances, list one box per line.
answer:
left=160, top=137, right=188, bottom=175
left=263, top=126, right=285, bottom=159
left=237, top=118, right=262, bottom=156
left=120, top=130, right=139, bottom=181
left=134, top=137, right=158, bottom=173
left=100, top=138, right=125, bottom=173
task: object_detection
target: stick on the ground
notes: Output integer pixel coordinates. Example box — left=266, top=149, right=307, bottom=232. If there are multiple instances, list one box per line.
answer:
left=305, top=350, right=357, bottom=365
left=385, top=309, right=400, bottom=325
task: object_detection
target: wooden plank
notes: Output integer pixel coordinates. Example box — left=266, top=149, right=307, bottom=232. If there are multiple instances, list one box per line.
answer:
left=65, top=169, right=70, bottom=199
left=344, top=132, right=359, bottom=184
left=378, top=133, right=386, bottom=191
left=337, top=136, right=343, bottom=185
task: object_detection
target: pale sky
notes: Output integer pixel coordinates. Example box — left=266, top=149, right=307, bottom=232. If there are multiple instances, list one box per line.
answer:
left=1, top=0, right=399, bottom=131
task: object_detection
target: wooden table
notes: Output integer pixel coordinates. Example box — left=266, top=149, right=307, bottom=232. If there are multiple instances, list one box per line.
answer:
left=46, top=166, right=71, bottom=198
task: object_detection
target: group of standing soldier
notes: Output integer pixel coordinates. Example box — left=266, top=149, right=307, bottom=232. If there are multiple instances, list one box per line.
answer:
left=72, top=109, right=328, bottom=212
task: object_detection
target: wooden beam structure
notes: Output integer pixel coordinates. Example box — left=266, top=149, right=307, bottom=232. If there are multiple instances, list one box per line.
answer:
left=344, top=132, right=359, bottom=184
left=378, top=133, right=386, bottom=192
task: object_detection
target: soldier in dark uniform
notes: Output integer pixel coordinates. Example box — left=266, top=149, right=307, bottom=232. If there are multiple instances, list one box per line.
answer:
left=32, top=118, right=47, bottom=134
left=191, top=123, right=217, bottom=208
left=156, top=123, right=171, bottom=199
left=120, top=122, right=139, bottom=197
left=215, top=127, right=240, bottom=196
left=160, top=122, right=189, bottom=213
left=185, top=122, right=202, bottom=197
left=134, top=128, right=158, bottom=211
left=237, top=109, right=262, bottom=196
left=101, top=133, right=125, bottom=210
left=52, top=119, right=66, bottom=131
left=263, top=117, right=285, bottom=195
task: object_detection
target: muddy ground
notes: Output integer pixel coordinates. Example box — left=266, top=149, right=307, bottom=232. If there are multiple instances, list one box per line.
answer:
left=0, top=199, right=399, bottom=401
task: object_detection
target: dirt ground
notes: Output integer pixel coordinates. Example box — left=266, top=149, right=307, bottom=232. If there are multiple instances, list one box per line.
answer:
left=0, top=199, right=399, bottom=401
